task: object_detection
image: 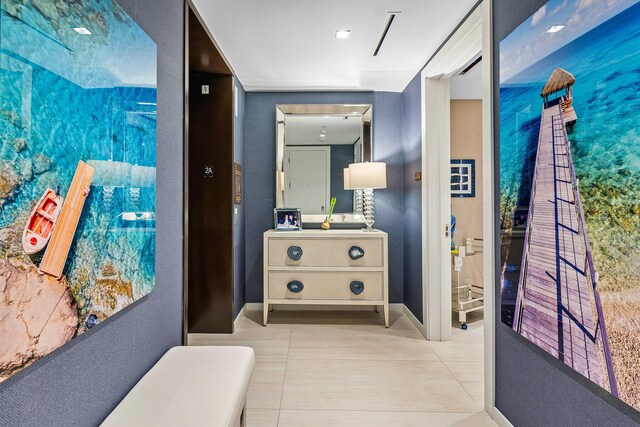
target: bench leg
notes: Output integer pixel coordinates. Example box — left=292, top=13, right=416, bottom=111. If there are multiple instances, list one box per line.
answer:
left=240, top=404, right=246, bottom=427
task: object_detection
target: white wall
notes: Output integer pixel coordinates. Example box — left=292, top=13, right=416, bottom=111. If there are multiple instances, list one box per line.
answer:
left=451, top=63, right=483, bottom=100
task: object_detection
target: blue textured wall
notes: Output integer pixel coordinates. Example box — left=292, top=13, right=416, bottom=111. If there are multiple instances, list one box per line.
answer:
left=329, top=145, right=354, bottom=213
left=233, top=79, right=246, bottom=318
left=244, top=92, right=404, bottom=304
left=0, top=0, right=184, bottom=425
left=494, top=1, right=640, bottom=425
left=401, top=74, right=423, bottom=323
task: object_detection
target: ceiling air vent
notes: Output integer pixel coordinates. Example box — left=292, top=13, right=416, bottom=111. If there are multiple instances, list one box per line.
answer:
left=373, top=12, right=401, bottom=57
left=460, top=56, right=482, bottom=75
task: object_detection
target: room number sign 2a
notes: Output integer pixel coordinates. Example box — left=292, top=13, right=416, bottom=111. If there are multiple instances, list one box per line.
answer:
left=204, top=165, right=213, bottom=177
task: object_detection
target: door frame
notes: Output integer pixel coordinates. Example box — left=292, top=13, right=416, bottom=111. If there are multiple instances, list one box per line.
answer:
left=419, top=0, right=497, bottom=417
left=283, top=146, right=331, bottom=215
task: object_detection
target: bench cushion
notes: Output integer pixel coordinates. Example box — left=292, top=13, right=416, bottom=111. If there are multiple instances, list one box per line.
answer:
left=102, top=346, right=255, bottom=427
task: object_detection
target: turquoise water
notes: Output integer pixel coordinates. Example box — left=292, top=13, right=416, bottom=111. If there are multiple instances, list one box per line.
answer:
left=1, top=1, right=156, bottom=329
left=500, top=2, right=640, bottom=321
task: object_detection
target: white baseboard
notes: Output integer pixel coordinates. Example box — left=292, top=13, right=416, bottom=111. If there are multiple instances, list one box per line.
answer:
left=491, top=407, right=514, bottom=427
left=233, top=304, right=245, bottom=331
left=402, top=304, right=424, bottom=332
left=244, top=302, right=402, bottom=313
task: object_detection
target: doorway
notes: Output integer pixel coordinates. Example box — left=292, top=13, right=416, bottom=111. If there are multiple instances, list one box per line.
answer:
left=183, top=2, right=236, bottom=337
left=419, top=0, right=497, bottom=418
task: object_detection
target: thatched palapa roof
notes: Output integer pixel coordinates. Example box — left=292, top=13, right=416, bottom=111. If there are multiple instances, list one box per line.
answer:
left=540, top=67, right=576, bottom=97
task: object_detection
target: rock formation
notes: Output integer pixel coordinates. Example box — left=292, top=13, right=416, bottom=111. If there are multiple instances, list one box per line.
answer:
left=0, top=259, right=78, bottom=381
left=32, top=153, right=52, bottom=174
left=0, top=164, right=22, bottom=205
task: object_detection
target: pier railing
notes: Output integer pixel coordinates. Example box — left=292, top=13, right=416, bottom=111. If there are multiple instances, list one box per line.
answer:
left=512, top=109, right=545, bottom=331
left=557, top=101, right=619, bottom=396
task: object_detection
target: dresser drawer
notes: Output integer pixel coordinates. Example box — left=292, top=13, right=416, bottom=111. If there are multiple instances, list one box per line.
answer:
left=268, top=238, right=383, bottom=267
left=268, top=271, right=384, bottom=301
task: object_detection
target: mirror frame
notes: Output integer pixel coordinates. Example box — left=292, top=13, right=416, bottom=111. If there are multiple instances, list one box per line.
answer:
left=276, top=104, right=372, bottom=224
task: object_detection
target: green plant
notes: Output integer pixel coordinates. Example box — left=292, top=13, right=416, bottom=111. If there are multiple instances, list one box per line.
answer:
left=327, top=197, right=337, bottom=221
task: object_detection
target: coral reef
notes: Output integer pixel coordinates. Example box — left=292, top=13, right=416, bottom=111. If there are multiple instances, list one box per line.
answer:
left=0, top=259, right=78, bottom=382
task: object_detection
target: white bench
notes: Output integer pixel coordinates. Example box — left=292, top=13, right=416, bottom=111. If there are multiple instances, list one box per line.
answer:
left=102, top=346, right=255, bottom=427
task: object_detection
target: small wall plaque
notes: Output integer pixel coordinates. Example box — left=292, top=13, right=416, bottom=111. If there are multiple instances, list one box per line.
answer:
left=234, top=163, right=242, bottom=204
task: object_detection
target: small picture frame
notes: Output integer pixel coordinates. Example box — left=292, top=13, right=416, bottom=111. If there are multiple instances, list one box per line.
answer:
left=274, top=208, right=302, bottom=231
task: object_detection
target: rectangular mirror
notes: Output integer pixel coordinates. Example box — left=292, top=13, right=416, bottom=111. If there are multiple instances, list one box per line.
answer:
left=276, top=104, right=372, bottom=223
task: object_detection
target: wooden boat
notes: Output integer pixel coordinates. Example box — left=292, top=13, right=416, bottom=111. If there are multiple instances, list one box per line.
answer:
left=22, top=188, right=64, bottom=255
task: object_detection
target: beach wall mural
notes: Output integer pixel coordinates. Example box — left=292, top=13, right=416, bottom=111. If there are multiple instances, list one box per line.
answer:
left=0, top=1, right=156, bottom=381
left=500, top=0, right=640, bottom=411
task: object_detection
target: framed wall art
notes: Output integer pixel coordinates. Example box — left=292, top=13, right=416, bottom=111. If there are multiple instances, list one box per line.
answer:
left=0, top=0, right=157, bottom=381
left=499, top=0, right=640, bottom=410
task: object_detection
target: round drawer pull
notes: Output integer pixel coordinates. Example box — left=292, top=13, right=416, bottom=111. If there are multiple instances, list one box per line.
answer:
left=350, top=281, right=365, bottom=295
left=287, top=280, right=304, bottom=293
left=348, top=246, right=365, bottom=260
left=287, top=246, right=303, bottom=261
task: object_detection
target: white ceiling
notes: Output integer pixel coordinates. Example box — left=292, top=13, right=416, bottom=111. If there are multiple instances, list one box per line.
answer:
left=191, top=0, right=477, bottom=92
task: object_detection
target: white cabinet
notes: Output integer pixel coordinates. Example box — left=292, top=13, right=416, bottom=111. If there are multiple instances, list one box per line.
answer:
left=263, top=229, right=389, bottom=327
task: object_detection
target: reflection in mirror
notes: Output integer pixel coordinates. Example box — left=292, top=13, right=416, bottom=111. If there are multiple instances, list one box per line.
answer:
left=276, top=105, right=372, bottom=223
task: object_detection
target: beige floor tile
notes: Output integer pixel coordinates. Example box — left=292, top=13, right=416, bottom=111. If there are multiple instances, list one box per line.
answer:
left=461, top=382, right=485, bottom=408
left=443, top=360, right=485, bottom=383
left=290, top=323, right=425, bottom=350
left=188, top=337, right=290, bottom=360
left=252, top=359, right=287, bottom=383
left=427, top=340, right=484, bottom=362
left=288, top=342, right=440, bottom=361
left=278, top=410, right=496, bottom=426
left=245, top=409, right=279, bottom=427
left=247, top=381, right=284, bottom=410
left=281, top=359, right=479, bottom=412
left=246, top=359, right=287, bottom=410
left=215, top=310, right=487, bottom=422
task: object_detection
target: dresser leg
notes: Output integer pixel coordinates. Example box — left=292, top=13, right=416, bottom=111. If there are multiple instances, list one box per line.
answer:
left=263, top=304, right=269, bottom=326
left=383, top=304, right=389, bottom=328
left=374, top=305, right=380, bottom=313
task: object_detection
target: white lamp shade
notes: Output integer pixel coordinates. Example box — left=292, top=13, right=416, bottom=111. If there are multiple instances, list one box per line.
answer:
left=348, top=162, right=387, bottom=189
left=343, top=168, right=352, bottom=190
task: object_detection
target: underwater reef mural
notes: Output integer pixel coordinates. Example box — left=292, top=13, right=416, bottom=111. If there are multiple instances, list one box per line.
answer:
left=500, top=0, right=640, bottom=411
left=0, top=0, right=156, bottom=380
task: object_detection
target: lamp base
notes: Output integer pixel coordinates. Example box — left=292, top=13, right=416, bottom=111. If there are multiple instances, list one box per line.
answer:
left=363, top=188, right=375, bottom=232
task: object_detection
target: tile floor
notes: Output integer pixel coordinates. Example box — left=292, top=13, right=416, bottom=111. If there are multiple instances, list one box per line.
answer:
left=189, top=309, right=494, bottom=427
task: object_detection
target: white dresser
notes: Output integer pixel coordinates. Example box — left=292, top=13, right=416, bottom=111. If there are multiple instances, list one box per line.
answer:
left=263, top=229, right=389, bottom=327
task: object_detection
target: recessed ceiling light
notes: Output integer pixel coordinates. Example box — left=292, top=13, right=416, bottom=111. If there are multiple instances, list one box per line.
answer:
left=335, top=30, right=350, bottom=39
left=546, top=25, right=565, bottom=33
left=73, top=27, right=92, bottom=35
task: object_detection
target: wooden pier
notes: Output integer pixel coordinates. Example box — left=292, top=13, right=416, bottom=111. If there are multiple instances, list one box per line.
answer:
left=40, top=161, right=94, bottom=279
left=513, top=102, right=618, bottom=395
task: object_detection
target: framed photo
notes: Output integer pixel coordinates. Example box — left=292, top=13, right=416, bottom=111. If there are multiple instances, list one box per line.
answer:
left=274, top=208, right=302, bottom=231
left=450, top=159, right=475, bottom=197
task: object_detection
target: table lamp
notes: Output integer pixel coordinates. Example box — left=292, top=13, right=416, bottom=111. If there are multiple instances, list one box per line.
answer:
left=347, top=162, right=387, bottom=231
